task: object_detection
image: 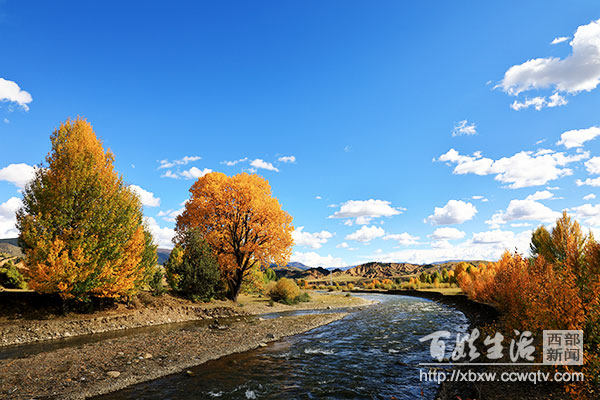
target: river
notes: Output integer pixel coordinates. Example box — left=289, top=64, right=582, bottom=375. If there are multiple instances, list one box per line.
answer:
left=95, top=294, right=468, bottom=399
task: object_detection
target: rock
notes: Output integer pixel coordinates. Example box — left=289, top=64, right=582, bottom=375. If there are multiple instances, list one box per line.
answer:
left=106, top=371, right=120, bottom=378
left=258, top=317, right=265, bottom=321
left=258, top=342, right=267, bottom=347
left=143, top=353, right=153, bottom=359
left=266, top=333, right=275, bottom=339
left=186, top=370, right=195, bottom=377
left=326, top=306, right=332, bottom=309
left=117, top=351, right=124, bottom=356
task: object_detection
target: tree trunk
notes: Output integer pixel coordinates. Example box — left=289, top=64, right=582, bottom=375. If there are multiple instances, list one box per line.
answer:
left=229, top=269, right=244, bottom=302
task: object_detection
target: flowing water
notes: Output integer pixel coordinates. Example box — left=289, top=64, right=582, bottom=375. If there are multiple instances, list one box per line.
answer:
left=96, top=294, right=468, bottom=400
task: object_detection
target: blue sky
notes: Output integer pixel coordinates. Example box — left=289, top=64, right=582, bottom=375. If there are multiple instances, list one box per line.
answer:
left=1, top=1, right=599, bottom=268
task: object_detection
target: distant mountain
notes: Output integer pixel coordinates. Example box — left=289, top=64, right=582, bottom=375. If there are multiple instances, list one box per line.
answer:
left=0, top=238, right=23, bottom=257
left=157, top=248, right=171, bottom=265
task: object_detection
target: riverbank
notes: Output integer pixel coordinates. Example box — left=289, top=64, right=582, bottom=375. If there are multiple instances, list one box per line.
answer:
left=0, top=290, right=372, bottom=347
left=0, top=312, right=349, bottom=399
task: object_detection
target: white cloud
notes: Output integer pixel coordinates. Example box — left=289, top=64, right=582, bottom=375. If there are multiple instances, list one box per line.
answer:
left=158, top=156, right=201, bottom=169
left=278, top=156, right=296, bottom=163
left=129, top=185, right=160, bottom=207
left=249, top=159, right=279, bottom=172
left=571, top=203, right=600, bottom=227
left=157, top=208, right=184, bottom=223
left=499, top=18, right=600, bottom=108
left=222, top=157, right=248, bottom=166
left=3, top=118, right=8, bottom=124
left=584, top=156, right=600, bottom=174
left=486, top=199, right=560, bottom=228
left=556, top=126, right=600, bottom=149
left=576, top=177, right=600, bottom=187
left=163, top=167, right=213, bottom=180
left=336, top=242, right=357, bottom=250
left=472, top=229, right=517, bottom=244
left=0, top=77, right=33, bottom=111
left=180, top=167, right=213, bottom=179
left=330, top=199, right=402, bottom=225
left=583, top=194, right=596, bottom=201
left=292, top=227, right=334, bottom=249
left=525, top=190, right=554, bottom=201
left=551, top=36, right=570, bottom=45
left=438, top=148, right=587, bottom=188
left=0, top=163, right=36, bottom=189
left=510, top=93, right=567, bottom=111
left=345, top=225, right=385, bottom=243
left=145, top=216, right=175, bottom=248
left=290, top=251, right=346, bottom=269
left=383, top=232, right=420, bottom=246
left=315, top=196, right=322, bottom=200
left=430, top=227, right=465, bottom=240
left=425, top=200, right=477, bottom=225
left=472, top=195, right=488, bottom=202
left=368, top=230, right=532, bottom=264
left=510, top=222, right=532, bottom=227
left=0, top=197, right=22, bottom=238
left=452, top=120, right=477, bottom=136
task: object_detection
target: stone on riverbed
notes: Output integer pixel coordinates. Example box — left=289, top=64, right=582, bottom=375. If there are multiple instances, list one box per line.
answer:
left=106, top=371, right=120, bottom=378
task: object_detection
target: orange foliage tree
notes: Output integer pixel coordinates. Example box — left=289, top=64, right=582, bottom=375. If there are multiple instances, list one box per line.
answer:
left=176, top=172, right=294, bottom=301
left=458, top=212, right=600, bottom=394
left=17, top=118, right=156, bottom=301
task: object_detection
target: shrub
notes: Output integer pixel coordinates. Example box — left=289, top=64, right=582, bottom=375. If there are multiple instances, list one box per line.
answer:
left=294, top=292, right=311, bottom=303
left=269, top=278, right=300, bottom=304
left=149, top=267, right=166, bottom=296
left=0, top=261, right=27, bottom=289
left=347, top=283, right=354, bottom=290
left=165, top=228, right=221, bottom=302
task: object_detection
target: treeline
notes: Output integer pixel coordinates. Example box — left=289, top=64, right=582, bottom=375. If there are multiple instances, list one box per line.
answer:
left=458, top=212, right=600, bottom=396
left=11, top=118, right=295, bottom=306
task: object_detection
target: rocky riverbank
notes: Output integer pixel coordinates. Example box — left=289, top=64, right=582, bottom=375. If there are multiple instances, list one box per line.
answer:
left=0, top=312, right=349, bottom=399
left=0, top=291, right=372, bottom=347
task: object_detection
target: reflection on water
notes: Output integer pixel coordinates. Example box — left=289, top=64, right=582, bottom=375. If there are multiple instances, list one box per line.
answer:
left=96, top=294, right=468, bottom=400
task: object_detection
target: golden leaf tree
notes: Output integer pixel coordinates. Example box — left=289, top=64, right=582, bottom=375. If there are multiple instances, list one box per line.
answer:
left=17, top=118, right=157, bottom=301
left=176, top=172, right=294, bottom=301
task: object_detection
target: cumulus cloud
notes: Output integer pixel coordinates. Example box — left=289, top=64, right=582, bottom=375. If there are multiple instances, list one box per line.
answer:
left=499, top=18, right=600, bottom=109
left=158, top=156, right=201, bottom=169
left=368, top=230, right=532, bottom=264
left=584, top=156, right=600, bottom=174
left=162, top=167, right=213, bottom=180
left=129, top=185, right=160, bottom=207
left=437, top=148, right=587, bottom=188
left=292, top=227, right=334, bottom=249
left=430, top=227, right=465, bottom=240
left=290, top=251, right=346, bottom=269
left=145, top=216, right=175, bottom=248
left=330, top=199, right=402, bottom=225
left=0, top=197, right=22, bottom=238
left=0, top=163, right=36, bottom=189
left=452, top=120, right=477, bottom=136
left=336, top=242, right=357, bottom=250
left=249, top=159, right=279, bottom=172
left=571, top=204, right=600, bottom=226
left=584, top=194, right=596, bottom=201
left=556, top=126, right=600, bottom=148
left=486, top=199, right=561, bottom=228
left=345, top=225, right=385, bottom=243
left=383, top=232, right=420, bottom=246
left=157, top=208, right=184, bottom=223
left=525, top=190, right=554, bottom=201
left=576, top=177, right=600, bottom=187
left=425, top=200, right=477, bottom=225
left=278, top=156, right=296, bottom=163
left=0, top=78, right=33, bottom=111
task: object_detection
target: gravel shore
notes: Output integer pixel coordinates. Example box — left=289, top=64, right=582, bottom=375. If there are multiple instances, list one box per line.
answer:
left=0, top=312, right=349, bottom=399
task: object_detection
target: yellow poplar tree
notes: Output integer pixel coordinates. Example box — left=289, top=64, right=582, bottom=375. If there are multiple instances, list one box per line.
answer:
left=17, top=118, right=156, bottom=301
left=176, top=172, right=294, bottom=301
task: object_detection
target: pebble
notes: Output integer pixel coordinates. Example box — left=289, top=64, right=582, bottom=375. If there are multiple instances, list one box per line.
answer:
left=258, top=343, right=267, bottom=347
left=143, top=353, right=153, bottom=359
left=106, top=371, right=120, bottom=378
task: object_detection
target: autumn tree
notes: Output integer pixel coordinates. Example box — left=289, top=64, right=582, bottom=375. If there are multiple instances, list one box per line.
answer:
left=176, top=172, right=294, bottom=301
left=17, top=118, right=157, bottom=301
